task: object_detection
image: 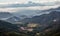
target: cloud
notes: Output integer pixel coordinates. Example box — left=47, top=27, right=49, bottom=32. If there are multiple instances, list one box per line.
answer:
left=0, top=0, right=28, bottom=4
left=0, top=5, right=59, bottom=13
left=30, top=0, right=57, bottom=3
left=0, top=0, right=60, bottom=8
left=0, top=0, right=60, bottom=13
left=0, top=1, right=59, bottom=8
left=0, top=0, right=59, bottom=4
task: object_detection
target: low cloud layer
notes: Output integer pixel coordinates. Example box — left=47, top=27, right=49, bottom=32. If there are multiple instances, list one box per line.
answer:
left=0, top=0, right=57, bottom=4
left=0, top=5, right=59, bottom=13
left=0, top=1, right=60, bottom=8
left=0, top=0, right=60, bottom=13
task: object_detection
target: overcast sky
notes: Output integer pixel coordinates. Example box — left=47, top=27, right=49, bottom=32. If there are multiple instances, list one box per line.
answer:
left=0, top=0, right=59, bottom=4
left=0, top=0, right=60, bottom=12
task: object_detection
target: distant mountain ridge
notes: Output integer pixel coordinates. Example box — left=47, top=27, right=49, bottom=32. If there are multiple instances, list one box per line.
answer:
left=0, top=12, right=21, bottom=23
left=21, top=11, right=60, bottom=25
left=0, top=7, right=60, bottom=24
left=0, top=12, right=13, bottom=20
left=6, top=16, right=21, bottom=23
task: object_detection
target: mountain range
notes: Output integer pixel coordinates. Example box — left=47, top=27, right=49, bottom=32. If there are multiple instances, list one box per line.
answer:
left=0, top=7, right=60, bottom=24
left=0, top=12, right=21, bottom=23
left=0, top=12, right=13, bottom=20
left=21, top=11, right=60, bottom=24
left=0, top=6, right=60, bottom=36
left=0, top=10, right=60, bottom=36
left=20, top=7, right=60, bottom=24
